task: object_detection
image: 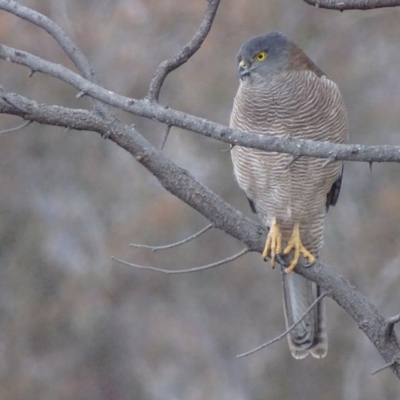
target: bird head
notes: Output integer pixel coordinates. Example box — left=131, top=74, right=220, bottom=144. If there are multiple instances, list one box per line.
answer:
left=236, top=32, right=321, bottom=83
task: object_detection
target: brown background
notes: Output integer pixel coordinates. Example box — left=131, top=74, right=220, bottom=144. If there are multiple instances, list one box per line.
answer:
left=1, top=0, right=400, bottom=399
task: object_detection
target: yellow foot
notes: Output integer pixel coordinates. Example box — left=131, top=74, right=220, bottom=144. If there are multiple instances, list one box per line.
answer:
left=262, top=219, right=282, bottom=268
left=283, top=222, right=316, bottom=274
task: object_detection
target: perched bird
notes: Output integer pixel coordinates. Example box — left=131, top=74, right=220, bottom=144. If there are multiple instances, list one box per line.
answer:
left=230, top=32, right=348, bottom=359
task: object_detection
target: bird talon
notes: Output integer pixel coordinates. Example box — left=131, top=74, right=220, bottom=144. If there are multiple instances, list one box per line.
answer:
left=262, top=219, right=282, bottom=268
left=283, top=222, right=315, bottom=274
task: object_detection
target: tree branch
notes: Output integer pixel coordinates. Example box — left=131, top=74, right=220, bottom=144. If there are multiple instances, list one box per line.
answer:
left=146, top=0, right=220, bottom=101
left=0, top=119, right=32, bottom=133
left=0, top=87, right=266, bottom=252
left=1, top=43, right=400, bottom=163
left=0, top=0, right=111, bottom=119
left=130, top=224, right=213, bottom=252
left=112, top=247, right=249, bottom=274
left=0, top=0, right=90, bottom=76
left=303, top=0, right=400, bottom=10
left=297, top=260, right=400, bottom=378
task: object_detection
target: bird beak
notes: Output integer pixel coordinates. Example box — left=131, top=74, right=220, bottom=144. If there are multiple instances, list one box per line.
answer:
left=238, top=59, right=250, bottom=80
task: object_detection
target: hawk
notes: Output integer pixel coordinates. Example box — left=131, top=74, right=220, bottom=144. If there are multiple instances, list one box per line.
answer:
left=230, top=32, right=348, bottom=359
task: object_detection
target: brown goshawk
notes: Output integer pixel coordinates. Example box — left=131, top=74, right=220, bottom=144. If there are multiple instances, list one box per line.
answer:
left=230, top=32, right=348, bottom=359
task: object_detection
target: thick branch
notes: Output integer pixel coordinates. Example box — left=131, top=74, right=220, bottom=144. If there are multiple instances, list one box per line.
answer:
left=303, top=0, right=400, bottom=10
left=1, top=44, right=400, bottom=164
left=0, top=88, right=266, bottom=252
left=147, top=0, right=220, bottom=101
left=297, top=261, right=400, bottom=377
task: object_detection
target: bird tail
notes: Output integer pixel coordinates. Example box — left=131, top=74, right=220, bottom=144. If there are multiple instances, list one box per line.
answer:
left=281, top=268, right=327, bottom=359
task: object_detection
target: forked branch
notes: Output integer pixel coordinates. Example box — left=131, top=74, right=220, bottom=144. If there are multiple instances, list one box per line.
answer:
left=112, top=248, right=249, bottom=274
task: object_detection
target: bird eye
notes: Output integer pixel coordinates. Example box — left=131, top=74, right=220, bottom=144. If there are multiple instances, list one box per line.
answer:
left=255, top=51, right=267, bottom=61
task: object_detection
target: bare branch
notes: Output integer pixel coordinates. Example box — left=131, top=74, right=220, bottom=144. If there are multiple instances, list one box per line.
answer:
left=236, top=292, right=328, bottom=358
left=372, top=357, right=399, bottom=376
left=0, top=119, right=32, bottom=133
left=146, top=0, right=221, bottom=101
left=130, top=224, right=213, bottom=252
left=385, top=313, right=400, bottom=337
left=0, top=0, right=112, bottom=120
left=297, top=261, right=400, bottom=378
left=160, top=125, right=172, bottom=150
left=112, top=247, right=249, bottom=274
left=0, top=0, right=94, bottom=81
left=2, top=43, right=400, bottom=164
left=387, top=313, right=400, bottom=326
left=285, top=154, right=301, bottom=169
left=0, top=88, right=266, bottom=252
left=220, top=145, right=234, bottom=153
left=322, top=157, right=336, bottom=167
left=303, top=0, right=400, bottom=11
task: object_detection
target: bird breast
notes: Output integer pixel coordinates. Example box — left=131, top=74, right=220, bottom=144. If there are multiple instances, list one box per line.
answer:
left=230, top=70, right=348, bottom=244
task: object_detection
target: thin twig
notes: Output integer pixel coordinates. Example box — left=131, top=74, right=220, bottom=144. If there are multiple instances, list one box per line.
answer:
left=303, top=0, right=400, bottom=11
left=322, top=157, right=336, bottom=167
left=237, top=292, right=327, bottom=358
left=221, top=144, right=234, bottom=153
left=372, top=358, right=399, bottom=376
left=285, top=154, right=301, bottom=169
left=146, top=0, right=221, bottom=101
left=112, top=247, right=249, bottom=274
left=0, top=120, right=32, bottom=133
left=130, top=224, right=213, bottom=252
left=385, top=313, right=400, bottom=337
left=160, top=125, right=172, bottom=150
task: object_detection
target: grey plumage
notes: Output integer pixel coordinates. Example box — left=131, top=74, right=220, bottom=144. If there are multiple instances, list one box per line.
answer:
left=230, top=32, right=348, bottom=359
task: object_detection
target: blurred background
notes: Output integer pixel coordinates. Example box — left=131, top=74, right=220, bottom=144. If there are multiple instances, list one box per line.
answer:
left=1, top=0, right=400, bottom=399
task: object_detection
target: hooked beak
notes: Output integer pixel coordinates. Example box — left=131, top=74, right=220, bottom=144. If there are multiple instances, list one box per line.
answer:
left=238, top=59, right=250, bottom=80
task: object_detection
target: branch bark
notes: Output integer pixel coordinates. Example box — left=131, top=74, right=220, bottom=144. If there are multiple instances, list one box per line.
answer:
left=303, top=0, right=400, bottom=10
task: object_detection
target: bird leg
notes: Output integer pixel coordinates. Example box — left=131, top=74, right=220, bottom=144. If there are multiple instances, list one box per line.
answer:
left=283, top=222, right=315, bottom=274
left=262, top=218, right=282, bottom=268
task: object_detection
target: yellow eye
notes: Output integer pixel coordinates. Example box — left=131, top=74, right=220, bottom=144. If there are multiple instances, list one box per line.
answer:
left=255, top=51, right=267, bottom=61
